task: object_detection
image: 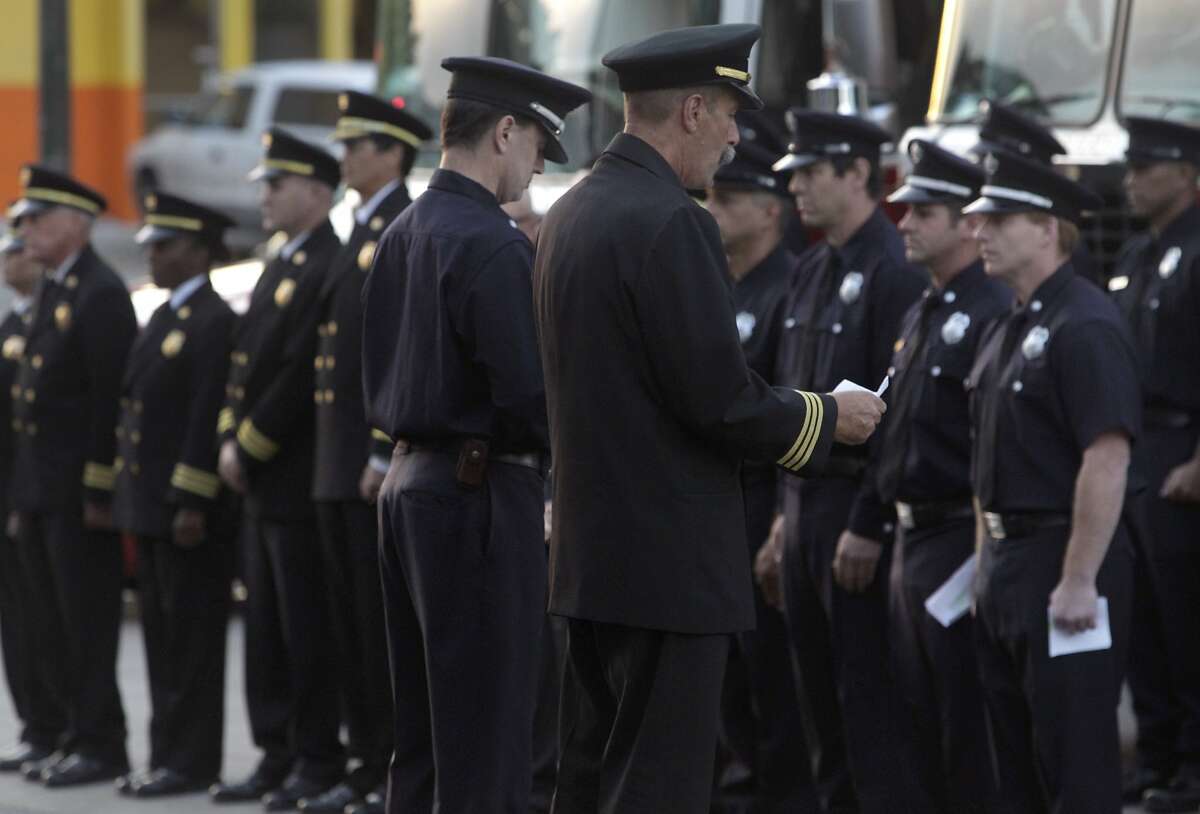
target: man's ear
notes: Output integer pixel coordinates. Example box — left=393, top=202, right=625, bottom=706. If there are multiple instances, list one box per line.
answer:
left=850, top=156, right=872, bottom=193
left=680, top=93, right=706, bottom=135
left=493, top=114, right=517, bottom=155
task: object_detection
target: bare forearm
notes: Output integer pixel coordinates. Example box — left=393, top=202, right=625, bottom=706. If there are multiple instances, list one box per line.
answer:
left=1062, top=435, right=1129, bottom=584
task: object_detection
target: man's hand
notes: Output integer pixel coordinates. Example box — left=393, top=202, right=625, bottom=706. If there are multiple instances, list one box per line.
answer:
left=830, top=391, right=886, bottom=445
left=754, top=513, right=786, bottom=611
left=543, top=500, right=553, bottom=543
left=832, top=529, right=882, bottom=593
left=359, top=465, right=386, bottom=505
left=6, top=511, right=20, bottom=541
left=83, top=501, right=114, bottom=531
left=218, top=440, right=247, bottom=495
left=1161, top=459, right=1200, bottom=503
left=1049, top=576, right=1099, bottom=634
left=172, top=508, right=206, bottom=549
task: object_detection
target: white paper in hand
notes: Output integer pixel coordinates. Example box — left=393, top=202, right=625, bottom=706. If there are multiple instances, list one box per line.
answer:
left=924, top=555, right=976, bottom=628
left=833, top=376, right=890, bottom=397
left=1048, top=597, right=1112, bottom=658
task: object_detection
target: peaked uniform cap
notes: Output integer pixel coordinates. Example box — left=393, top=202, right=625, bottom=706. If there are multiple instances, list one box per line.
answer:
left=963, top=149, right=1102, bottom=224
left=1124, top=115, right=1200, bottom=166
left=11, top=165, right=107, bottom=219
left=248, top=127, right=341, bottom=188
left=602, top=23, right=763, bottom=110
left=713, top=111, right=792, bottom=196
left=888, top=139, right=985, bottom=205
left=773, top=109, right=891, bottom=173
left=331, top=90, right=434, bottom=149
left=441, top=56, right=592, bottom=164
left=974, top=99, right=1065, bottom=165
left=136, top=191, right=236, bottom=246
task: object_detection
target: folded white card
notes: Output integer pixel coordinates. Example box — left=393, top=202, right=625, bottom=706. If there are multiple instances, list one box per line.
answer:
left=1048, top=597, right=1112, bottom=658
left=833, top=376, right=890, bottom=397
left=924, top=555, right=977, bottom=628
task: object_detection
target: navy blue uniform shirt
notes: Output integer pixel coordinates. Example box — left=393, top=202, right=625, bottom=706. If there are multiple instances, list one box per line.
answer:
left=1112, top=204, right=1200, bottom=413
left=969, top=263, right=1141, bottom=512
left=362, top=168, right=547, bottom=454
left=874, top=261, right=1012, bottom=505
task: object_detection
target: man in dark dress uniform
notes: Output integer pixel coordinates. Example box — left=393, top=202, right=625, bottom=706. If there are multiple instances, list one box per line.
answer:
left=209, top=129, right=344, bottom=809
left=965, top=150, right=1139, bottom=814
left=0, top=231, right=66, bottom=773
left=535, top=26, right=884, bottom=813
left=6, top=167, right=137, bottom=787
left=704, top=113, right=815, bottom=812
left=362, top=57, right=590, bottom=814
left=876, top=140, right=1011, bottom=813
left=1111, top=117, right=1200, bottom=814
left=111, top=193, right=237, bottom=798
left=301, top=90, right=431, bottom=814
left=972, top=99, right=1105, bottom=287
left=760, top=110, right=925, bottom=814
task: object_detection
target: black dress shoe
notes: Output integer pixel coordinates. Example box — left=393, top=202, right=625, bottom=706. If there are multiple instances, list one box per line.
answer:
left=1126, top=766, right=1173, bottom=804
left=1146, top=770, right=1200, bottom=813
left=264, top=775, right=337, bottom=812
left=0, top=742, right=52, bottom=772
left=21, top=749, right=66, bottom=781
left=210, top=768, right=285, bottom=803
left=41, top=753, right=127, bottom=788
left=344, top=788, right=385, bottom=814
left=132, top=767, right=213, bottom=798
left=297, top=781, right=361, bottom=812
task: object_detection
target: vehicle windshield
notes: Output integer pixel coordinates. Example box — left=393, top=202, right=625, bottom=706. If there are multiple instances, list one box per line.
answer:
left=930, top=0, right=1116, bottom=125
left=377, top=0, right=719, bottom=171
left=189, top=85, right=253, bottom=129
left=1119, top=1, right=1200, bottom=124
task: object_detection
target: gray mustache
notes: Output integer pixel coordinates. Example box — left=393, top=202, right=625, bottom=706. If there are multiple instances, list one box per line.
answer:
left=719, top=146, right=736, bottom=167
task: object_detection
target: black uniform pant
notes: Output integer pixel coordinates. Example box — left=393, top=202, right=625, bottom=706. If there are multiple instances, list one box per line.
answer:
left=974, top=525, right=1133, bottom=814
left=553, top=620, right=730, bottom=814
left=242, top=512, right=343, bottom=782
left=136, top=532, right=231, bottom=780
left=1130, top=423, right=1200, bottom=771
left=888, top=520, right=997, bottom=814
left=531, top=610, right=566, bottom=814
left=314, top=499, right=392, bottom=793
left=719, top=474, right=818, bottom=813
left=16, top=509, right=125, bottom=765
left=379, top=448, right=545, bottom=814
left=780, top=478, right=914, bottom=814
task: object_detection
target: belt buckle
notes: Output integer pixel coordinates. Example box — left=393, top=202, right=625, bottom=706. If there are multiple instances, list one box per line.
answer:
left=983, top=512, right=1006, bottom=541
left=895, top=501, right=915, bottom=531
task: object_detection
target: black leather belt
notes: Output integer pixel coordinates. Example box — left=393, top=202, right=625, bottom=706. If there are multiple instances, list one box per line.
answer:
left=982, top=511, right=1070, bottom=541
left=895, top=499, right=974, bottom=531
left=395, top=438, right=549, bottom=476
left=1144, top=406, right=1196, bottom=430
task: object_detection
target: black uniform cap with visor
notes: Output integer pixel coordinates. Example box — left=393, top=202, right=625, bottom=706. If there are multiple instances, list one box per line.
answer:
left=248, top=127, right=341, bottom=189
left=1124, top=115, right=1200, bottom=169
left=963, top=149, right=1102, bottom=225
left=9, top=165, right=107, bottom=221
left=441, top=56, right=592, bottom=165
left=972, top=99, right=1066, bottom=165
left=888, top=139, right=984, bottom=206
left=601, top=23, right=765, bottom=112
left=135, top=191, right=235, bottom=249
left=772, top=109, right=891, bottom=173
left=331, top=90, right=434, bottom=150
left=712, top=111, right=793, bottom=197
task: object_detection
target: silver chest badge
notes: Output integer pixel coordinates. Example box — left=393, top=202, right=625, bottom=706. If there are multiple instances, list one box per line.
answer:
left=1160, top=246, right=1182, bottom=279
left=736, top=311, right=757, bottom=343
left=839, top=271, right=864, bottom=305
left=1022, top=326, right=1050, bottom=360
left=941, top=311, right=971, bottom=345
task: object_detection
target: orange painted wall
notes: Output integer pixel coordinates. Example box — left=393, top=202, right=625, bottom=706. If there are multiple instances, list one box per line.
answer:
left=0, top=87, right=39, bottom=210
left=72, top=87, right=143, bottom=220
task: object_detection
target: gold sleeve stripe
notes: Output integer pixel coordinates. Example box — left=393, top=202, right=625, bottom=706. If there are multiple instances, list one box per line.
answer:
left=778, top=392, right=824, bottom=471
left=83, top=461, right=116, bottom=490
left=371, top=428, right=392, bottom=443
left=217, top=407, right=236, bottom=434
left=170, top=464, right=220, bottom=498
left=237, top=419, right=280, bottom=462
